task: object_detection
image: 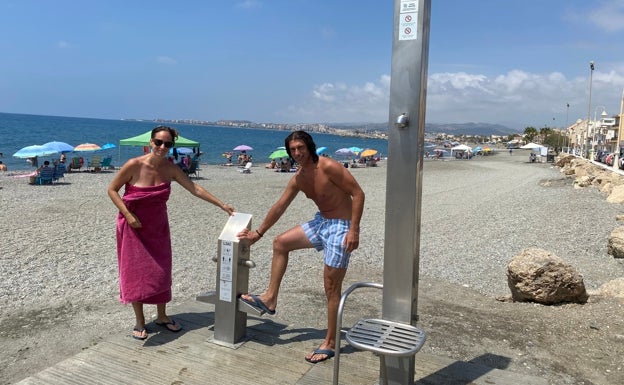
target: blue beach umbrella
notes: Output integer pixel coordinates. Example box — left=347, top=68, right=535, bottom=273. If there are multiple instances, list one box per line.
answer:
left=101, top=143, right=117, bottom=150
left=169, top=147, right=194, bottom=156
left=316, top=146, right=327, bottom=155
left=41, top=141, right=74, bottom=153
left=13, top=145, right=59, bottom=158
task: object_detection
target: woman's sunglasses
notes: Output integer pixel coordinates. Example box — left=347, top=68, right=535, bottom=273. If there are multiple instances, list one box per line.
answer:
left=153, top=139, right=174, bottom=148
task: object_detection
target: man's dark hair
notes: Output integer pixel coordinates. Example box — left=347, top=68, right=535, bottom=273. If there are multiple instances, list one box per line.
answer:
left=285, top=131, right=319, bottom=163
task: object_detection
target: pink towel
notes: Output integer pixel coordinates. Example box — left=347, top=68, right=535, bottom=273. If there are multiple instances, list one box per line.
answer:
left=116, top=182, right=172, bottom=304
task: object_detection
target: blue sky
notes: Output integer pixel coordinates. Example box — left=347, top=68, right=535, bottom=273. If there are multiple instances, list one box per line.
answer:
left=1, top=0, right=623, bottom=131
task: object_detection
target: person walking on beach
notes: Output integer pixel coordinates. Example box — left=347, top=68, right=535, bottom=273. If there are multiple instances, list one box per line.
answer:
left=108, top=125, right=234, bottom=340
left=237, top=130, right=365, bottom=363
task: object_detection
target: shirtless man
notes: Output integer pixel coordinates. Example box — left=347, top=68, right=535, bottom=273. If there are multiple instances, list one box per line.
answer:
left=237, top=130, right=365, bottom=363
left=0, top=161, right=6, bottom=171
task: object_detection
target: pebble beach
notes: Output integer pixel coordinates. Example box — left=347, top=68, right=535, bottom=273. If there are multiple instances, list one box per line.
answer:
left=1, top=152, right=624, bottom=384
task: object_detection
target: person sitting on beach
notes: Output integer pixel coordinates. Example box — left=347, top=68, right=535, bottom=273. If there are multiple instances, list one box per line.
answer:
left=266, top=159, right=277, bottom=169
left=34, top=161, right=54, bottom=184
left=237, top=130, right=365, bottom=364
left=53, top=160, right=67, bottom=181
left=37, top=160, right=53, bottom=174
left=280, top=158, right=292, bottom=172
left=107, top=125, right=235, bottom=341
left=0, top=161, right=6, bottom=172
left=177, top=155, right=190, bottom=173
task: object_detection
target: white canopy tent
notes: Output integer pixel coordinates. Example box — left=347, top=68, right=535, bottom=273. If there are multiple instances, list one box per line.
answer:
left=450, top=144, right=472, bottom=157
left=520, top=142, right=544, bottom=150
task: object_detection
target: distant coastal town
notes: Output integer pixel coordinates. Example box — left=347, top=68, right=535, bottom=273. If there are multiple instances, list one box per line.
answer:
left=124, top=118, right=389, bottom=139
left=123, top=117, right=520, bottom=143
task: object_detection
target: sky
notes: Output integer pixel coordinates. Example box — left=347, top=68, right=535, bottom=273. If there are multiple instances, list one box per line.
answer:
left=1, top=0, right=623, bottom=131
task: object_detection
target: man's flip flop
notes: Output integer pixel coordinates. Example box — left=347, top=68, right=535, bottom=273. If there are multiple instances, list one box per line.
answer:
left=241, top=294, right=276, bottom=315
left=305, top=348, right=335, bottom=363
left=154, top=319, right=182, bottom=332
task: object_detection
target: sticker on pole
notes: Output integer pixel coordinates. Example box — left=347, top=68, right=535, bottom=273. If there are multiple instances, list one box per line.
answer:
left=400, top=0, right=418, bottom=13
left=399, top=0, right=418, bottom=41
left=219, top=240, right=234, bottom=302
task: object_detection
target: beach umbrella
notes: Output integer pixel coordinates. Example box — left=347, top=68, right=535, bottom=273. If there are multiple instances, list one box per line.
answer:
left=335, top=148, right=355, bottom=156
left=13, top=144, right=59, bottom=158
left=233, top=144, right=253, bottom=151
left=41, top=141, right=74, bottom=153
left=173, top=147, right=194, bottom=155
left=269, top=149, right=289, bottom=159
left=316, top=146, right=327, bottom=155
left=347, top=146, right=363, bottom=154
left=360, top=148, right=378, bottom=158
left=74, top=143, right=101, bottom=152
left=101, top=143, right=117, bottom=150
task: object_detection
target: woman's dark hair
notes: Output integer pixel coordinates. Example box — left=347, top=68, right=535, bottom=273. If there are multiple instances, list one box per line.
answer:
left=285, top=130, right=318, bottom=163
left=151, top=125, right=179, bottom=143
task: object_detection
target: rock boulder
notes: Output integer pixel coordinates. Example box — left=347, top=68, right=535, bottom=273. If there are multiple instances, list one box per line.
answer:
left=607, top=226, right=624, bottom=258
left=507, top=248, right=588, bottom=304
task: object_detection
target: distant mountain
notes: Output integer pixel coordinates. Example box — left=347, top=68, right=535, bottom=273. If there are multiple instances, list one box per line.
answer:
left=425, top=122, right=516, bottom=136
left=330, top=122, right=516, bottom=136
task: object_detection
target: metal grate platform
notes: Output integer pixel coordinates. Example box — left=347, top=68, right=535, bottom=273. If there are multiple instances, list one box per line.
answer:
left=346, top=318, right=426, bottom=357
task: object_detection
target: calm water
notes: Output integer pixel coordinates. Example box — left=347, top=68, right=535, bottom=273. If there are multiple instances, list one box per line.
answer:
left=0, top=112, right=388, bottom=171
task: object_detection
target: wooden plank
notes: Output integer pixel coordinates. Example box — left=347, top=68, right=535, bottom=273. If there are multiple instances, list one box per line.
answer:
left=16, top=301, right=549, bottom=385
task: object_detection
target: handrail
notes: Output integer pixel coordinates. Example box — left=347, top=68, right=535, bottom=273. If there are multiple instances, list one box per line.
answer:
left=333, top=282, right=383, bottom=385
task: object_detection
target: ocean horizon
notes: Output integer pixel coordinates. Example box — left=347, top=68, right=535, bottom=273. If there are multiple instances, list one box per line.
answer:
left=0, top=112, right=389, bottom=172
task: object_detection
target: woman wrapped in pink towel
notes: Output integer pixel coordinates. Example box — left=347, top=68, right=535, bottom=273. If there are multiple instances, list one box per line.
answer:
left=108, top=126, right=234, bottom=340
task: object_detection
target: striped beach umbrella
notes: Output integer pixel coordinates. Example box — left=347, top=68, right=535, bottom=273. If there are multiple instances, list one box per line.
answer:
left=73, top=143, right=101, bottom=151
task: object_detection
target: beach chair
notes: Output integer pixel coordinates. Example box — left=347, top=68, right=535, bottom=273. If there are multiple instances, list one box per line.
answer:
left=239, top=162, right=252, bottom=174
left=53, top=163, right=66, bottom=183
left=186, top=160, right=199, bottom=179
left=88, top=156, right=101, bottom=171
left=36, top=167, right=54, bottom=185
left=100, top=156, right=112, bottom=169
left=68, top=157, right=83, bottom=172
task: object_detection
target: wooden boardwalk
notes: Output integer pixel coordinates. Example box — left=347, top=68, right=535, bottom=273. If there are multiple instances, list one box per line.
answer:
left=16, top=301, right=548, bottom=385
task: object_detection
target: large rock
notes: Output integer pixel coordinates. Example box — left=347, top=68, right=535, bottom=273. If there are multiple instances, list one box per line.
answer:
left=607, top=184, right=624, bottom=204
left=555, top=154, right=575, bottom=167
left=574, top=175, right=593, bottom=188
left=607, top=226, right=624, bottom=258
left=598, top=278, right=624, bottom=298
left=507, top=248, right=588, bottom=304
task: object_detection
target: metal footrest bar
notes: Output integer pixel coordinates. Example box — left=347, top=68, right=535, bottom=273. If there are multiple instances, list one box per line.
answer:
left=333, top=282, right=426, bottom=385
left=346, top=318, right=426, bottom=357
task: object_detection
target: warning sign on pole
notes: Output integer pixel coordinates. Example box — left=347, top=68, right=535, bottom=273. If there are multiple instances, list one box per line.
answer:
left=399, top=0, right=418, bottom=40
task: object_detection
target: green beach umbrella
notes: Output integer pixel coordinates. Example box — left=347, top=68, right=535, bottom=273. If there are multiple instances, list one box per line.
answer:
left=269, top=149, right=289, bottom=159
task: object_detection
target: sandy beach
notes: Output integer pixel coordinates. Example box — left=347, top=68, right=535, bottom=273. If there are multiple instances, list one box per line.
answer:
left=1, top=152, right=623, bottom=384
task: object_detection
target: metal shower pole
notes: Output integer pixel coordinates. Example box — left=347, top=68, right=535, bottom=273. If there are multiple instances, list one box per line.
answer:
left=382, top=0, right=430, bottom=383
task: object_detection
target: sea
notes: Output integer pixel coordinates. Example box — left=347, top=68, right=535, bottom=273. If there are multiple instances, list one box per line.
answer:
left=0, top=112, right=389, bottom=172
